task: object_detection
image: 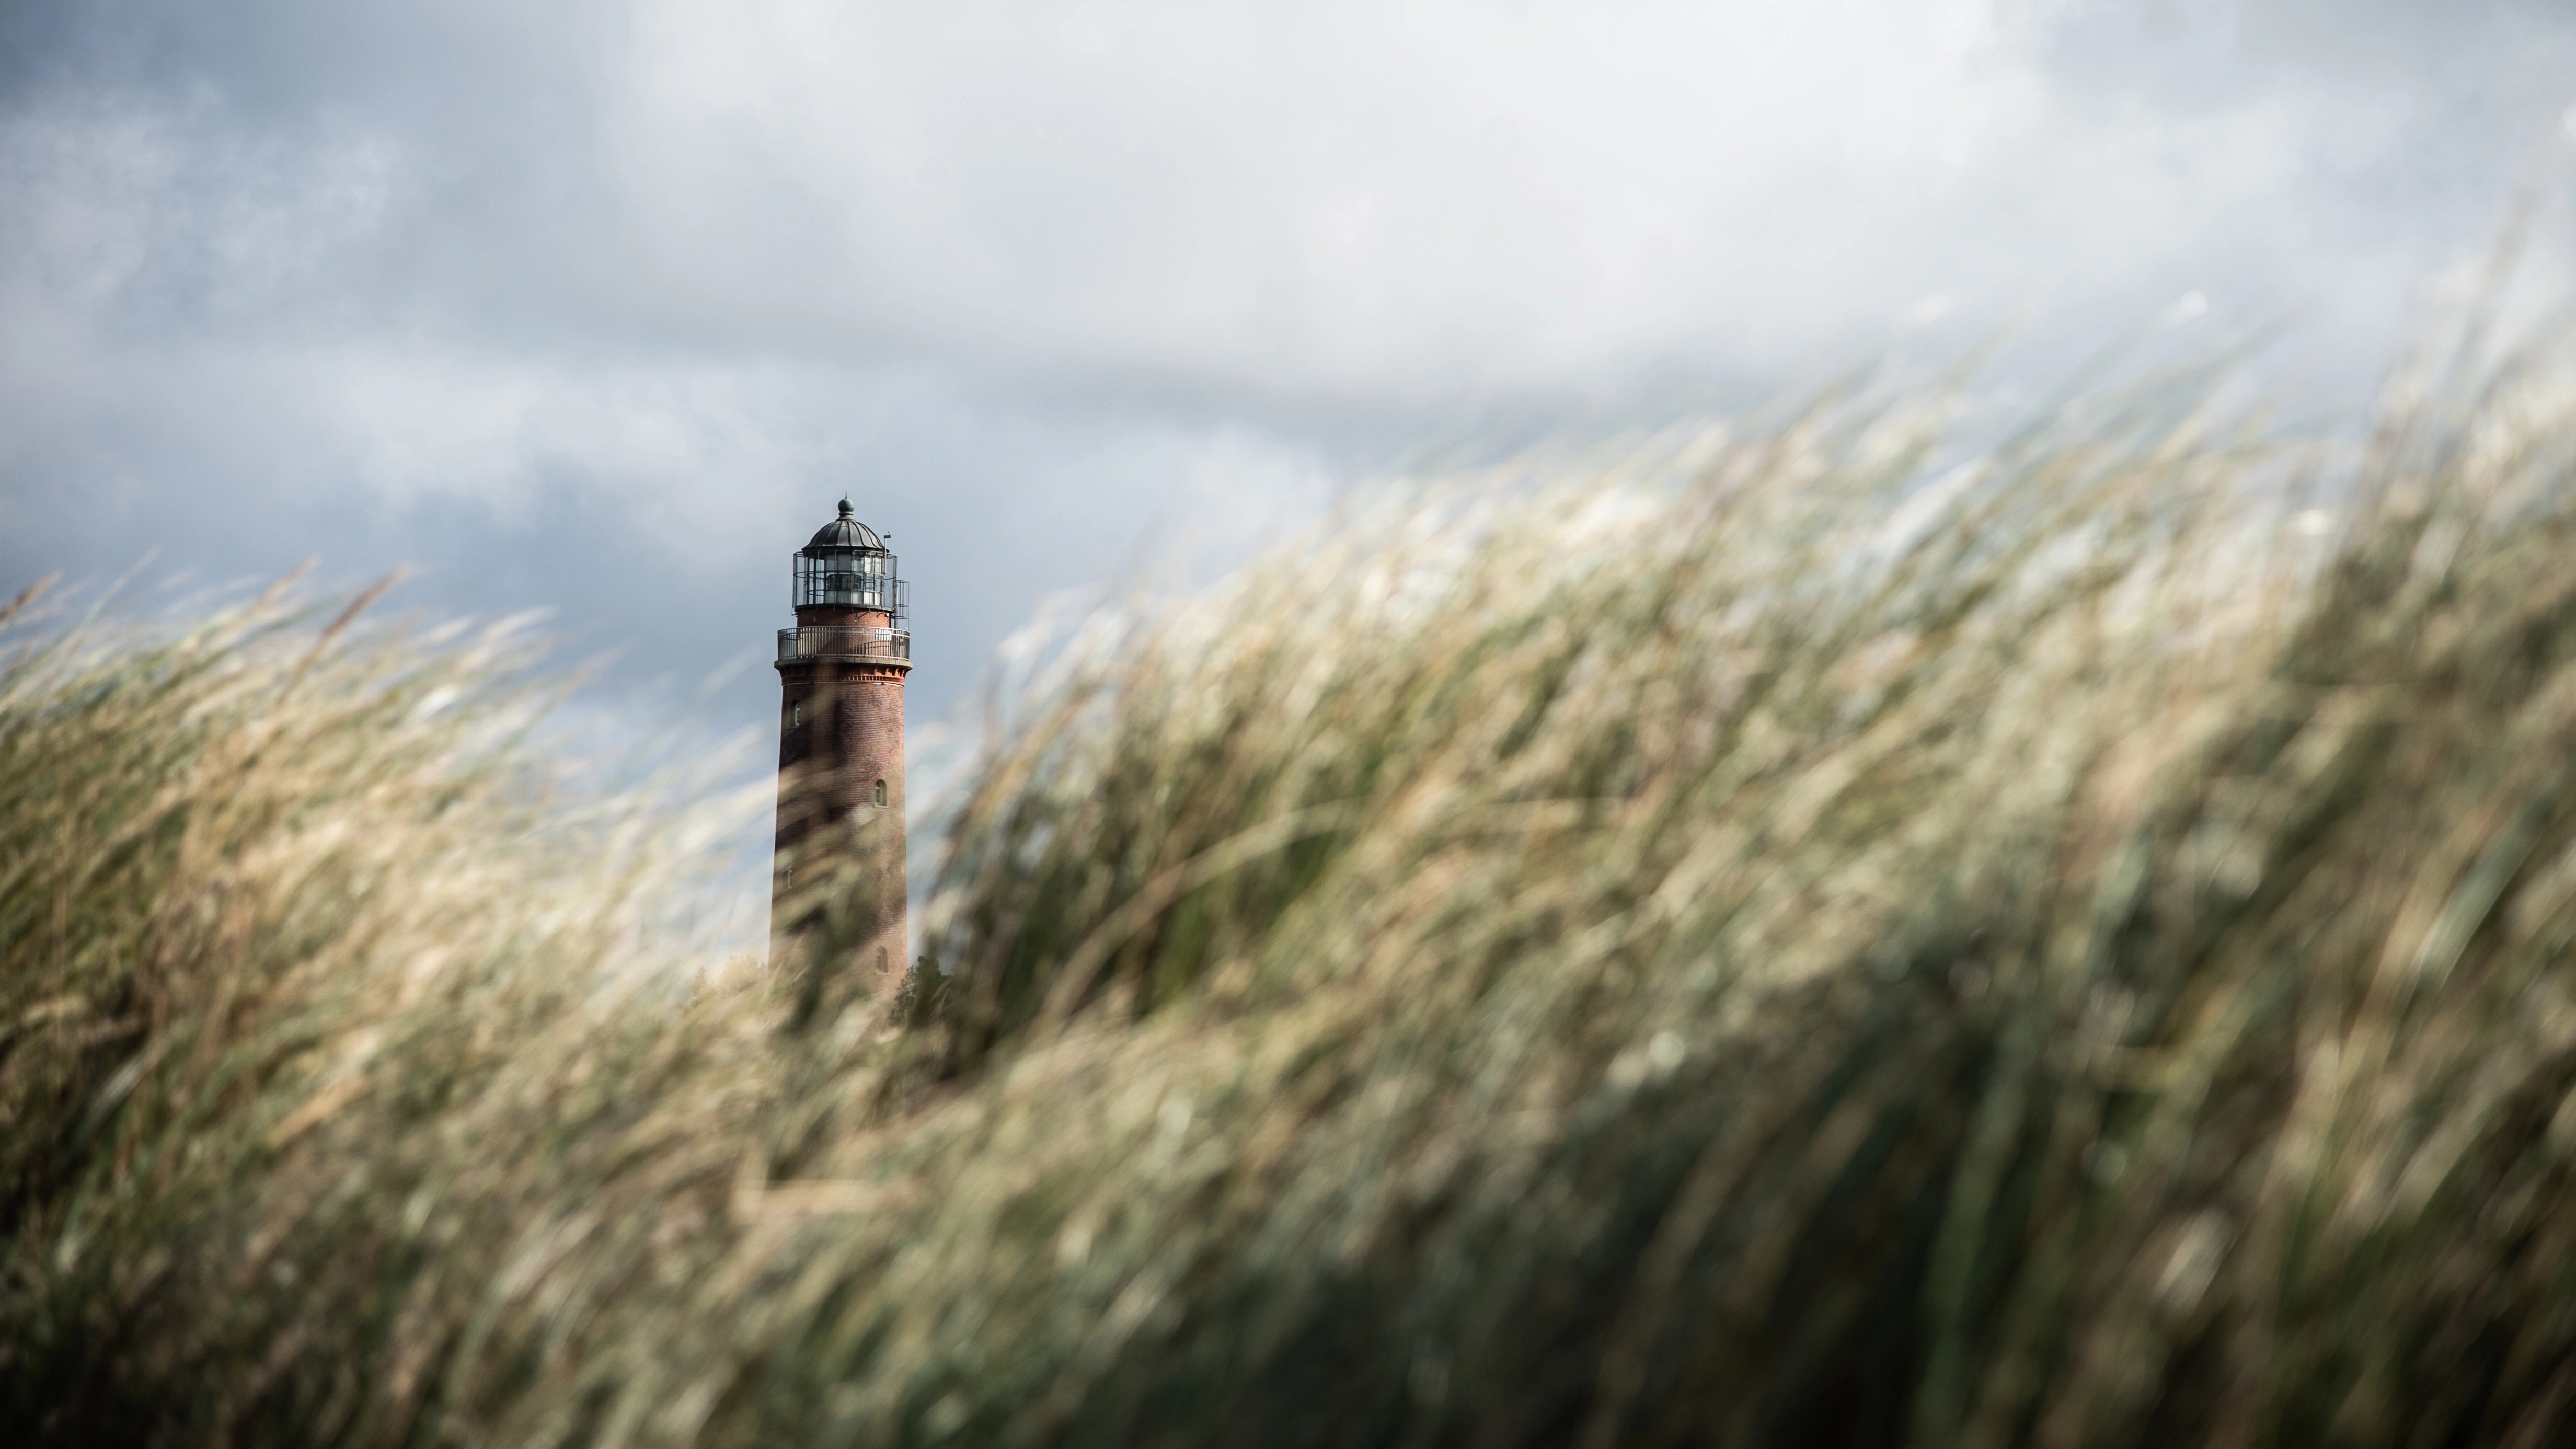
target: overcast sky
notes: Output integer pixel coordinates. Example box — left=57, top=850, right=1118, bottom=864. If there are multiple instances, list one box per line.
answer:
left=8, top=1, right=2576, bottom=786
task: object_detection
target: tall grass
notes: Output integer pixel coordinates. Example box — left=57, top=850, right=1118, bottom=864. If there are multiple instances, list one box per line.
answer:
left=13, top=338, right=2576, bottom=1446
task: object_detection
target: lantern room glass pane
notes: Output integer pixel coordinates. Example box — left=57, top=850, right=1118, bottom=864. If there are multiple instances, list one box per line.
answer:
left=792, top=546, right=907, bottom=619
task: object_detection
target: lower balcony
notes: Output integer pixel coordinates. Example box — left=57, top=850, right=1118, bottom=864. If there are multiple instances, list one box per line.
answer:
left=777, top=626, right=911, bottom=663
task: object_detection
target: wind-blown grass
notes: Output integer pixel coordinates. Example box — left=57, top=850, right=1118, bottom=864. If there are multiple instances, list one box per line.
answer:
left=13, top=339, right=2576, bottom=1446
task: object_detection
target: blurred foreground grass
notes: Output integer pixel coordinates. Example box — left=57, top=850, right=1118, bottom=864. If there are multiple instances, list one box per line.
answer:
left=14, top=342, right=2576, bottom=1447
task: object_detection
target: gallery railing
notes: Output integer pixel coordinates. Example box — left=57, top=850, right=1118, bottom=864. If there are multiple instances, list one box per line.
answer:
left=777, top=626, right=912, bottom=663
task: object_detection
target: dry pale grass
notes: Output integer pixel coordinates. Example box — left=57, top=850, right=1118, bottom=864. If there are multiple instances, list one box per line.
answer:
left=12, top=340, right=2576, bottom=1447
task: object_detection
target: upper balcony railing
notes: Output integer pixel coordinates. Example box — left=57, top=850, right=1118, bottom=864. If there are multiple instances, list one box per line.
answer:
left=778, top=625, right=911, bottom=663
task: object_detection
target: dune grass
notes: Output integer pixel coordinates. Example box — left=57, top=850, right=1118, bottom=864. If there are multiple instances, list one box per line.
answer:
left=13, top=336, right=2576, bottom=1446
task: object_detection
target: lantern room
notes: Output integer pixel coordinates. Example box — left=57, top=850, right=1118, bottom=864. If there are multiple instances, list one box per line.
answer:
left=792, top=499, right=909, bottom=619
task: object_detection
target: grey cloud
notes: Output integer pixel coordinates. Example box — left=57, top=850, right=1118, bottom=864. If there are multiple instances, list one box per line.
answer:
left=8, top=0, right=2576, bottom=762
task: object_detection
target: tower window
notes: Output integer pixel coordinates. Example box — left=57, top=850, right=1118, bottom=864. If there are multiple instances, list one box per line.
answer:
left=874, top=779, right=888, bottom=807
left=791, top=702, right=801, bottom=727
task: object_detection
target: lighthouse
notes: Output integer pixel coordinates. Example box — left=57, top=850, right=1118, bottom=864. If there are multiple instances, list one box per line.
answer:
left=773, top=498, right=911, bottom=987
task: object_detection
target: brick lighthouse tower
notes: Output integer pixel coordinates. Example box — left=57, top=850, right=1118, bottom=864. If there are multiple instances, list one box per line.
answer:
left=772, top=498, right=911, bottom=985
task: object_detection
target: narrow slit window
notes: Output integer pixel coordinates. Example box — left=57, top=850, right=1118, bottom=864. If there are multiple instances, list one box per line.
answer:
left=873, top=779, right=888, bottom=807
left=791, top=702, right=801, bottom=727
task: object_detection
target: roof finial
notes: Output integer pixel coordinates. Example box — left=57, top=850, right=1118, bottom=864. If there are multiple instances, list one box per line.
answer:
left=837, top=498, right=854, bottom=519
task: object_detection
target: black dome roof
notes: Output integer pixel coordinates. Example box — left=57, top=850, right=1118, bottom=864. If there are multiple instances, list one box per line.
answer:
left=804, top=498, right=888, bottom=553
